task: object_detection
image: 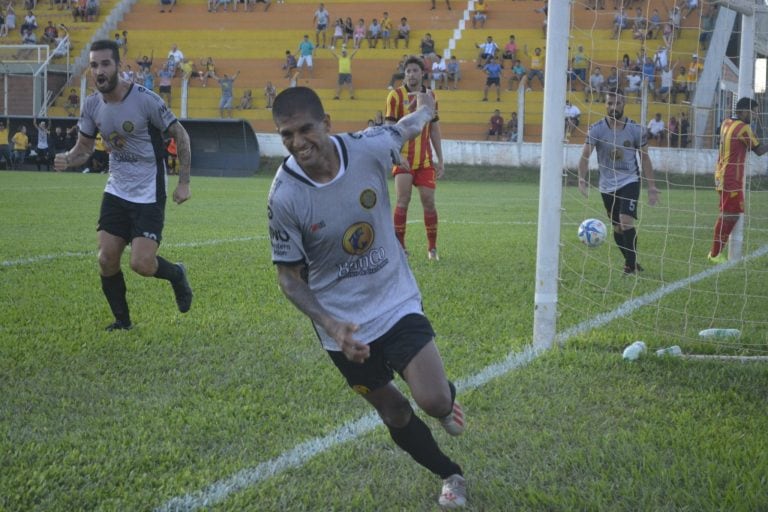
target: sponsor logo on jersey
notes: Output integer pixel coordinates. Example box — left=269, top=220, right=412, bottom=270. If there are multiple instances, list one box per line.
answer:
left=352, top=385, right=370, bottom=395
left=342, top=223, right=374, bottom=255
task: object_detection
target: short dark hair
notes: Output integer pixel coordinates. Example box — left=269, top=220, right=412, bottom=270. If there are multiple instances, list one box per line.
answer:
left=90, top=39, right=120, bottom=64
left=272, top=87, right=325, bottom=123
left=404, top=55, right=425, bottom=71
left=736, top=97, right=759, bottom=111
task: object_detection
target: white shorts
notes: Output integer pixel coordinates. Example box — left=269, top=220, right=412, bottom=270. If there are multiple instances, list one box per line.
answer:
left=297, top=55, right=313, bottom=68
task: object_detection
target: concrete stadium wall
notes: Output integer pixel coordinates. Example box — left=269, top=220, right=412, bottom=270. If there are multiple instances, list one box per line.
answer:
left=255, top=132, right=768, bottom=176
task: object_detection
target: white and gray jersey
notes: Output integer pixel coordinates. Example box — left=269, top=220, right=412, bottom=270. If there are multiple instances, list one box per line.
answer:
left=79, top=83, right=177, bottom=204
left=268, top=126, right=423, bottom=351
left=586, top=117, right=646, bottom=193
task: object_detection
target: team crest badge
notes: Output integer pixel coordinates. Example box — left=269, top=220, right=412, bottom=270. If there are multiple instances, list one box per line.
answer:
left=359, top=189, right=377, bottom=209
left=122, top=121, right=134, bottom=133
left=342, top=222, right=374, bottom=255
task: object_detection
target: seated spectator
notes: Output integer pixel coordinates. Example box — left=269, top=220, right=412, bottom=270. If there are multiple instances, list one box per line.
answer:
left=367, top=18, right=381, bottom=48
left=605, top=66, right=620, bottom=91
left=21, top=27, right=36, bottom=44
left=200, top=56, right=216, bottom=86
left=611, top=8, right=628, bottom=39
left=343, top=17, right=354, bottom=44
left=420, top=33, right=437, bottom=61
left=667, top=115, right=679, bottom=147
left=507, top=59, right=525, bottom=91
left=624, top=69, right=642, bottom=102
left=179, top=59, right=196, bottom=81
left=64, top=88, right=78, bottom=116
left=237, top=89, right=253, bottom=109
left=632, top=7, right=648, bottom=40
left=85, top=0, right=99, bottom=21
left=505, top=111, right=519, bottom=142
left=648, top=8, right=662, bottom=38
left=679, top=111, right=690, bottom=147
left=41, top=21, right=58, bottom=45
left=445, top=55, right=460, bottom=90
left=670, top=65, right=688, bottom=103
left=475, top=35, right=499, bottom=68
left=431, top=55, right=447, bottom=89
left=159, top=0, right=176, bottom=12
left=264, top=81, right=276, bottom=108
left=394, top=17, right=409, bottom=49
left=353, top=18, right=366, bottom=49
left=647, top=112, right=665, bottom=143
left=654, top=63, right=675, bottom=102
left=564, top=100, right=580, bottom=139
left=20, top=9, right=36, bottom=33
left=487, top=109, right=504, bottom=141
left=501, top=34, right=517, bottom=69
left=585, top=67, right=604, bottom=103
left=472, top=0, right=488, bottom=29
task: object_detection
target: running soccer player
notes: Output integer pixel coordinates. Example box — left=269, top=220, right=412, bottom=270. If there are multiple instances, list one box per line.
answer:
left=268, top=86, right=467, bottom=508
left=385, top=55, right=445, bottom=261
left=578, top=87, right=659, bottom=274
left=54, top=39, right=193, bottom=331
left=708, top=97, right=768, bottom=263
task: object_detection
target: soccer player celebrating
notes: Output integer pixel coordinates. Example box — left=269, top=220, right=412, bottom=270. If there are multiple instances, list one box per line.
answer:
left=708, top=97, right=768, bottom=263
left=578, top=87, right=659, bottom=274
left=268, top=87, right=467, bottom=508
left=54, top=39, right=193, bottom=330
left=385, top=55, right=445, bottom=261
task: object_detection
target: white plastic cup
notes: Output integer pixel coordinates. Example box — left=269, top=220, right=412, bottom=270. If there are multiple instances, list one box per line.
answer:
left=698, top=328, right=741, bottom=339
left=655, top=345, right=682, bottom=357
left=622, top=341, right=647, bottom=361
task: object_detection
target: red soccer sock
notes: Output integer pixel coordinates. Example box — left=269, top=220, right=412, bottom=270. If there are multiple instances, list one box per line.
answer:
left=394, top=206, right=408, bottom=249
left=424, top=210, right=438, bottom=251
left=711, top=216, right=738, bottom=257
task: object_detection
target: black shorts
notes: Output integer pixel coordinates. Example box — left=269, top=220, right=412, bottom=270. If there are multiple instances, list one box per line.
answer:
left=98, top=192, right=166, bottom=243
left=486, top=77, right=500, bottom=86
left=159, top=85, right=171, bottom=94
left=327, top=313, right=434, bottom=395
left=601, top=180, right=640, bottom=226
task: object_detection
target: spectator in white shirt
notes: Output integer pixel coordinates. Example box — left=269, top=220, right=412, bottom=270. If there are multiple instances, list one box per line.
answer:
left=647, top=112, right=665, bottom=143
left=564, top=100, right=581, bottom=139
left=431, top=55, right=447, bottom=89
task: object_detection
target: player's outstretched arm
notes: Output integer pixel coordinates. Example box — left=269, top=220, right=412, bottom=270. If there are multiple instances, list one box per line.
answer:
left=276, top=263, right=370, bottom=363
left=168, top=121, right=191, bottom=204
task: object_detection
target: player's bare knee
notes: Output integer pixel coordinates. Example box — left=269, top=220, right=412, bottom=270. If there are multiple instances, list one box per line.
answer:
left=377, top=396, right=413, bottom=428
left=130, top=256, right=157, bottom=277
left=417, top=389, right=452, bottom=418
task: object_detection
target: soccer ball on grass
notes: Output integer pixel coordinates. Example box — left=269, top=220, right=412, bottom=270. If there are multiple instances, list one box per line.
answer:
left=578, top=218, right=607, bottom=248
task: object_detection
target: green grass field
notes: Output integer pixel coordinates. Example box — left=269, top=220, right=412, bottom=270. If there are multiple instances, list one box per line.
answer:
left=1, top=166, right=767, bottom=511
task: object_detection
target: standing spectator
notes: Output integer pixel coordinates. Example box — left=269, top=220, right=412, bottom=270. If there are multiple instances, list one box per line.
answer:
left=679, top=111, right=690, bottom=147
left=564, top=100, right=580, bottom=139
left=524, top=46, right=545, bottom=91
left=647, top=112, right=665, bottom=144
left=430, top=0, right=451, bottom=9
left=380, top=11, right=392, bottom=49
left=505, top=111, right=518, bottom=142
left=667, top=115, right=679, bottom=147
left=648, top=8, right=662, bottom=38
left=264, top=81, right=276, bottom=108
left=11, top=125, right=29, bottom=169
left=296, top=34, right=315, bottom=77
left=33, top=119, right=51, bottom=171
left=481, top=55, right=502, bottom=102
left=120, top=63, right=135, bottom=83
left=313, top=2, right=329, bottom=49
left=507, top=59, right=525, bottom=91
left=475, top=35, right=498, bottom=68
left=708, top=97, right=768, bottom=263
left=268, top=85, right=466, bottom=511
left=157, top=62, right=173, bottom=106
left=385, top=56, right=444, bottom=260
left=215, top=70, right=240, bottom=118
left=329, top=47, right=358, bottom=100
left=686, top=54, right=702, bottom=102
left=167, top=43, right=184, bottom=76
left=445, top=55, right=460, bottom=90
left=200, top=57, right=216, bottom=87
left=143, top=66, right=155, bottom=91
left=486, top=109, right=504, bottom=140
left=570, top=45, right=589, bottom=88
left=535, top=1, right=548, bottom=37
left=472, top=0, right=487, bottom=29
left=501, top=35, right=517, bottom=69
left=431, top=54, right=447, bottom=90
left=641, top=55, right=656, bottom=93
left=52, top=125, right=67, bottom=159
left=52, top=39, right=193, bottom=331
left=136, top=53, right=153, bottom=74
left=20, top=9, right=36, bottom=33
left=120, top=30, right=128, bottom=57
left=0, top=120, right=10, bottom=169
left=578, top=88, right=659, bottom=274
left=64, top=87, right=79, bottom=117
left=394, top=17, right=409, bottom=49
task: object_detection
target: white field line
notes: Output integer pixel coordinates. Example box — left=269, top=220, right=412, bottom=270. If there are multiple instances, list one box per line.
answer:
left=156, top=243, right=768, bottom=512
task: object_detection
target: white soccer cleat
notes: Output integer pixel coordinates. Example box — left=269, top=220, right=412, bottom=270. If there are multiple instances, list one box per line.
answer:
left=439, top=401, right=465, bottom=436
left=428, top=248, right=440, bottom=261
left=439, top=474, right=467, bottom=508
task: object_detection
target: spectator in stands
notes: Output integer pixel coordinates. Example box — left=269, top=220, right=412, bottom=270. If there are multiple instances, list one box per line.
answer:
left=570, top=45, right=589, bottom=87
left=394, top=17, right=409, bottom=49
left=179, top=59, right=196, bottom=82
left=120, top=30, right=128, bottom=57
left=33, top=118, right=51, bottom=171
left=352, top=18, right=365, bottom=49
left=296, top=34, right=315, bottom=78
left=698, top=3, right=716, bottom=49
left=143, top=66, right=155, bottom=91
left=481, top=55, right=502, bottom=102
left=52, top=125, right=67, bottom=159
left=671, top=65, right=688, bottom=103
left=654, top=62, right=675, bottom=102
left=679, top=111, right=689, bottom=147
left=20, top=9, right=36, bottom=33
left=667, top=115, right=679, bottom=147
left=21, top=27, right=35, bottom=44
left=647, top=112, right=665, bottom=144
left=605, top=66, right=620, bottom=92
left=475, top=35, right=498, bottom=68
left=380, top=11, right=393, bottom=49
left=62, top=87, right=78, bottom=117
left=430, top=0, right=451, bottom=10
left=165, top=137, right=177, bottom=174
left=507, top=59, right=525, bottom=91
left=159, top=0, right=176, bottom=13
left=343, top=17, right=354, bottom=43
left=215, top=70, right=240, bottom=118
left=505, top=111, right=518, bottom=142
left=632, top=7, right=648, bottom=40
left=281, top=51, right=296, bottom=79
left=419, top=33, right=437, bottom=61
left=523, top=46, right=545, bottom=91
left=0, top=120, right=10, bottom=169
left=585, top=67, right=604, bottom=103
left=487, top=109, right=504, bottom=141
left=157, top=61, right=173, bottom=106
left=264, top=81, right=276, bottom=108
left=0, top=10, right=7, bottom=39
left=682, top=0, right=699, bottom=21
left=624, top=69, right=642, bottom=102
left=535, top=1, right=548, bottom=37
left=252, top=0, right=271, bottom=12
left=472, top=0, right=488, bottom=29
left=446, top=55, right=460, bottom=90
left=665, top=2, right=682, bottom=38
left=136, top=53, right=153, bottom=74
left=200, top=56, right=216, bottom=86
left=313, top=2, right=329, bottom=49
left=330, top=18, right=344, bottom=49
left=387, top=54, right=407, bottom=90
left=367, top=18, right=381, bottom=48
left=121, top=63, right=135, bottom=83
left=641, top=55, right=656, bottom=92
left=686, top=54, right=702, bottom=102
left=431, top=55, right=447, bottom=90
left=610, top=7, right=628, bottom=39
left=501, top=34, right=517, bottom=69
left=329, top=46, right=358, bottom=100
left=85, top=0, right=99, bottom=21
left=648, top=8, right=661, bottom=38
left=564, top=100, right=581, bottom=139
left=11, top=124, right=29, bottom=169
left=237, top=89, right=253, bottom=110
left=167, top=43, right=184, bottom=76
left=42, top=20, right=57, bottom=45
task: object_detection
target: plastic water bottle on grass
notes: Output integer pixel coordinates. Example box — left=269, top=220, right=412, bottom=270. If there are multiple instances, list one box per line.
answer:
left=698, top=329, right=741, bottom=339
left=655, top=345, right=682, bottom=357
left=622, top=341, right=647, bottom=361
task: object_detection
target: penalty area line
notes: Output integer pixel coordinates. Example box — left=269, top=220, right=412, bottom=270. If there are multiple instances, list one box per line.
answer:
left=154, top=243, right=768, bottom=511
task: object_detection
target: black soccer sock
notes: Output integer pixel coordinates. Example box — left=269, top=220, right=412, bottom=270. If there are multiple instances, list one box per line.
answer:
left=448, top=380, right=456, bottom=405
left=101, top=271, right=130, bottom=324
left=622, top=228, right=637, bottom=267
left=613, top=231, right=628, bottom=260
left=153, top=256, right=182, bottom=283
left=387, top=411, right=463, bottom=479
